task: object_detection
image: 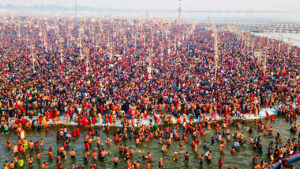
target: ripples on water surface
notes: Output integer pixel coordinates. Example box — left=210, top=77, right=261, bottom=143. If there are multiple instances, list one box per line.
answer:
left=0, top=117, right=299, bottom=169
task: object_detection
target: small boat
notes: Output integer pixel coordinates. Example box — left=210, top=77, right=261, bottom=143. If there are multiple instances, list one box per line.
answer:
left=269, top=152, right=300, bottom=169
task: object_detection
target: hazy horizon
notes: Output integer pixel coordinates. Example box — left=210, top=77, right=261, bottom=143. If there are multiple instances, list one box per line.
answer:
left=1, top=1, right=300, bottom=23
left=1, top=0, right=300, bottom=11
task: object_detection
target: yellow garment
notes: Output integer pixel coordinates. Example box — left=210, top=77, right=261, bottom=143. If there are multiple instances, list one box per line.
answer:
left=170, top=117, right=174, bottom=123
left=42, top=117, right=47, bottom=126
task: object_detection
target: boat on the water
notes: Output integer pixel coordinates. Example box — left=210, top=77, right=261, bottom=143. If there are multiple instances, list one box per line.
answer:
left=269, top=152, right=300, bottom=169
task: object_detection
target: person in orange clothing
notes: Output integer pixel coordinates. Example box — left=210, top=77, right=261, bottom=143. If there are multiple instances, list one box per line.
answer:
left=127, top=160, right=132, bottom=169
left=48, top=149, right=53, bottom=161
left=92, top=151, right=98, bottom=161
left=70, top=149, right=76, bottom=159
left=56, top=155, right=61, bottom=164
left=57, top=162, right=63, bottom=169
left=4, top=161, right=9, bottom=169
left=28, top=156, right=33, bottom=168
left=253, top=154, right=259, bottom=164
left=84, top=151, right=90, bottom=162
left=231, top=147, right=236, bottom=154
left=113, top=155, right=119, bottom=165
left=125, top=151, right=131, bottom=161
left=9, top=161, right=15, bottom=169
left=146, top=162, right=151, bottom=169
left=29, top=140, right=34, bottom=150
left=118, top=144, right=123, bottom=154
left=184, top=151, right=190, bottom=161
left=40, top=138, right=44, bottom=147
left=5, top=139, right=11, bottom=149
left=100, top=149, right=109, bottom=161
left=41, top=162, right=48, bottom=169
left=148, top=152, right=152, bottom=162
left=134, top=161, right=140, bottom=169
left=106, top=137, right=111, bottom=144
left=158, top=158, right=163, bottom=169
left=96, top=139, right=101, bottom=147
left=37, top=151, right=41, bottom=163
left=129, top=147, right=134, bottom=157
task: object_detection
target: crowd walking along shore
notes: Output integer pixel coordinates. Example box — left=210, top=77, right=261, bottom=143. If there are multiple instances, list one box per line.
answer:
left=0, top=16, right=299, bottom=169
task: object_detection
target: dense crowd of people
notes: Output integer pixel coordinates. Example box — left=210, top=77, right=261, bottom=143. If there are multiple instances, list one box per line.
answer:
left=0, top=16, right=299, bottom=168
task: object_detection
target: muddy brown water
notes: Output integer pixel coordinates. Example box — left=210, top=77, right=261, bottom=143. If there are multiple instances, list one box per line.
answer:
left=0, top=117, right=299, bottom=169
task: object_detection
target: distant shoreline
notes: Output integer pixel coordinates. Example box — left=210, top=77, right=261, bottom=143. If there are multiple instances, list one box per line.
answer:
left=0, top=4, right=300, bottom=23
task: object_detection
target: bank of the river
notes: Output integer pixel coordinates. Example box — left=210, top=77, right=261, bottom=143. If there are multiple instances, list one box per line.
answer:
left=7, top=107, right=284, bottom=129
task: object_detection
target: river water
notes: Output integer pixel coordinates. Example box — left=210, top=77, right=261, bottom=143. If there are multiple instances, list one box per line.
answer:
left=0, top=117, right=299, bottom=169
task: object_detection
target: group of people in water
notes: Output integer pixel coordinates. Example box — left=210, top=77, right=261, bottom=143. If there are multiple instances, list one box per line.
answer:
left=2, top=109, right=299, bottom=169
left=0, top=16, right=299, bottom=169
